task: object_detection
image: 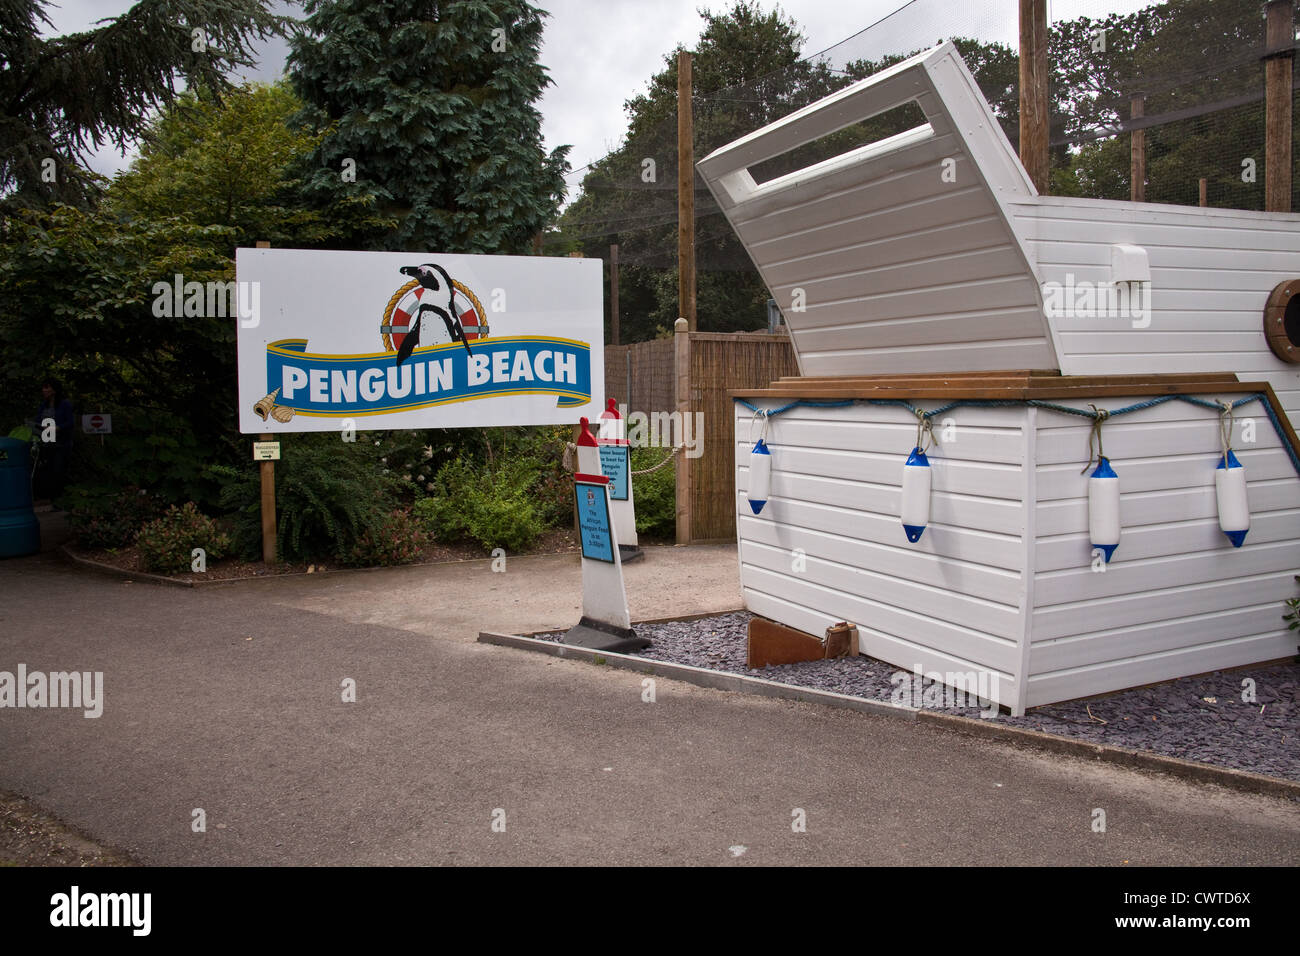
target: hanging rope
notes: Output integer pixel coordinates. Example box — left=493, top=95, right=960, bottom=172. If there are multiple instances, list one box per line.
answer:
left=630, top=445, right=681, bottom=475
left=733, top=392, right=1300, bottom=477
left=1218, top=400, right=1234, bottom=463
left=914, top=405, right=938, bottom=453
left=1080, top=404, right=1110, bottom=474
left=747, top=406, right=771, bottom=446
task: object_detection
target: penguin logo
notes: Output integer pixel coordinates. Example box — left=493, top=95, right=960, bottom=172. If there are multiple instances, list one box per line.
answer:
left=382, top=264, right=490, bottom=365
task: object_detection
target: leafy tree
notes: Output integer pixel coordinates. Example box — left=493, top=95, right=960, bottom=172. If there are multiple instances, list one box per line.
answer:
left=288, top=0, right=570, bottom=253
left=111, top=80, right=333, bottom=250
left=0, top=0, right=286, bottom=217
left=0, top=80, right=337, bottom=506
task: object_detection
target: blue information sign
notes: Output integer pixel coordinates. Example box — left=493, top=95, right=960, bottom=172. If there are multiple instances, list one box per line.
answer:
left=575, top=481, right=615, bottom=563
left=599, top=444, right=630, bottom=501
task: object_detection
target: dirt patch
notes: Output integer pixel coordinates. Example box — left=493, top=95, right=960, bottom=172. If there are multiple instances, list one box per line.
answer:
left=0, top=791, right=136, bottom=867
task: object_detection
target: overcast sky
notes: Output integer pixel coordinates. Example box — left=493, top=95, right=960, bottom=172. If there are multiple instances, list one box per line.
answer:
left=45, top=0, right=1159, bottom=196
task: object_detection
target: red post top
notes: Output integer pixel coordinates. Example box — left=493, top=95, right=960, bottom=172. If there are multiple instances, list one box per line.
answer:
left=577, top=416, right=599, bottom=446
left=599, top=397, right=620, bottom=419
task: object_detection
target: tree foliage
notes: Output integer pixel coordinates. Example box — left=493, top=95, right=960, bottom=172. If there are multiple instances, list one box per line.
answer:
left=288, top=0, right=570, bottom=252
left=0, top=80, right=333, bottom=506
left=0, top=0, right=286, bottom=216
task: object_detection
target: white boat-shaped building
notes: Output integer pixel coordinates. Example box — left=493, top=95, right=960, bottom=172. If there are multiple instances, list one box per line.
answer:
left=699, top=42, right=1300, bottom=714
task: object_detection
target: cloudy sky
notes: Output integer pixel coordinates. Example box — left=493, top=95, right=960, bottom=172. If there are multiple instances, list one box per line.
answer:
left=45, top=0, right=1157, bottom=197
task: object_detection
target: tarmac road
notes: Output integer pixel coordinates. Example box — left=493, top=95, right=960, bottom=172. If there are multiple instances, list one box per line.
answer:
left=1, top=545, right=1297, bottom=866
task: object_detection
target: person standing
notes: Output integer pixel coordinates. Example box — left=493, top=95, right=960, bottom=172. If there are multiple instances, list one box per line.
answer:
left=34, top=376, right=74, bottom=501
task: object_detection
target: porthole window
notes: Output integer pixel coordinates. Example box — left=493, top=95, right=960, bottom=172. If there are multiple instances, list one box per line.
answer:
left=1265, top=280, right=1300, bottom=364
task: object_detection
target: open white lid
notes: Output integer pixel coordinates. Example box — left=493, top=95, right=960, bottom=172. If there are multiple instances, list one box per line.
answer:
left=698, top=42, right=1058, bottom=377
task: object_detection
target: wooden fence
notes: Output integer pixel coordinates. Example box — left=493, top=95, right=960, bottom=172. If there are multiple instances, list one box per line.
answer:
left=604, top=330, right=798, bottom=543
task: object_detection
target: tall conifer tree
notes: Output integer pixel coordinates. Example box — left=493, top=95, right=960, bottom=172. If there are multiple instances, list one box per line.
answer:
left=288, top=0, right=570, bottom=253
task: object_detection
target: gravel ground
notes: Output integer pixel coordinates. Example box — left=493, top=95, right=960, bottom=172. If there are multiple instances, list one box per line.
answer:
left=0, top=790, right=135, bottom=866
left=540, top=611, right=1300, bottom=782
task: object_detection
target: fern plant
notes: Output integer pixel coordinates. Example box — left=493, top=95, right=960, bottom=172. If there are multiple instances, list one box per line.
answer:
left=215, top=434, right=403, bottom=562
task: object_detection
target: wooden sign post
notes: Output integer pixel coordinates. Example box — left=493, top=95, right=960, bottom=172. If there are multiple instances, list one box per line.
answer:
left=255, top=240, right=276, bottom=564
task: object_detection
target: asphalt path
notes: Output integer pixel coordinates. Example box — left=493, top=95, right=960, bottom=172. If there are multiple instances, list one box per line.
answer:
left=1, top=546, right=1297, bottom=866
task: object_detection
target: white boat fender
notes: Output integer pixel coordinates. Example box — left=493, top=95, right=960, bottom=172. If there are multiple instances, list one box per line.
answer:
left=1215, top=450, right=1249, bottom=548
left=1088, top=456, right=1121, bottom=563
left=748, top=438, right=771, bottom=515
left=901, top=447, right=931, bottom=543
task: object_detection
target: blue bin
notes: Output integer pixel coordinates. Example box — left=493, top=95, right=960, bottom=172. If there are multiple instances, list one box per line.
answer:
left=0, top=437, right=41, bottom=558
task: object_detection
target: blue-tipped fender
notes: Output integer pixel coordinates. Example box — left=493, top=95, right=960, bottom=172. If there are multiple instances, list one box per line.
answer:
left=901, top=446, right=931, bottom=543
left=1088, top=456, right=1120, bottom=562
left=748, top=438, right=771, bottom=514
left=1214, top=450, right=1249, bottom=548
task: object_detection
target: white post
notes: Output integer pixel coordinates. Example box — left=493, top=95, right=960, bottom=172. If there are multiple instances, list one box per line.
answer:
left=563, top=417, right=647, bottom=652
left=598, top=397, right=641, bottom=561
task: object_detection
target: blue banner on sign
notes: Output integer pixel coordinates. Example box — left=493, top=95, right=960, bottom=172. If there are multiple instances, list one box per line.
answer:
left=599, top=444, right=629, bottom=501
left=575, top=481, right=615, bottom=563
left=265, top=335, right=592, bottom=418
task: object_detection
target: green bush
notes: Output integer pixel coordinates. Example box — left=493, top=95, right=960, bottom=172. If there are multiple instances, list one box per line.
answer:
left=136, top=502, right=230, bottom=574
left=214, top=433, right=404, bottom=562
left=415, top=455, right=546, bottom=552
left=344, top=508, right=428, bottom=567
left=631, top=445, right=676, bottom=539
left=65, top=485, right=168, bottom=550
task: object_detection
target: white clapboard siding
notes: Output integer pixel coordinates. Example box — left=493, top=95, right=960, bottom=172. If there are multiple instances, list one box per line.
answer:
left=698, top=42, right=1057, bottom=376
left=1024, top=632, right=1295, bottom=709
left=1014, top=196, right=1300, bottom=420
left=1026, top=391, right=1300, bottom=701
left=734, top=401, right=1029, bottom=708
left=1030, top=602, right=1287, bottom=674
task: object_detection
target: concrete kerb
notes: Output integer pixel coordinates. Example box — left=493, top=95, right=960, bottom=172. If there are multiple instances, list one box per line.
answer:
left=59, top=544, right=198, bottom=588
left=477, top=631, right=916, bottom=721
left=56, top=543, right=584, bottom=589
left=480, top=629, right=1300, bottom=801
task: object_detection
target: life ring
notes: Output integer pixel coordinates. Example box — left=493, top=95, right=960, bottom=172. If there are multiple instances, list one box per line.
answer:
left=381, top=279, right=489, bottom=354
left=1264, top=279, right=1300, bottom=364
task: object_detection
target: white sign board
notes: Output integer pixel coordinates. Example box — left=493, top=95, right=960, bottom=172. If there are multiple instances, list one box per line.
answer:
left=81, top=414, right=111, bottom=434
left=252, top=442, right=281, bottom=461
left=235, top=248, right=604, bottom=434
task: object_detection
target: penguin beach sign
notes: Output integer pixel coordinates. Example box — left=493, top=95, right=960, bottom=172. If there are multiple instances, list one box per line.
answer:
left=236, top=248, right=603, bottom=433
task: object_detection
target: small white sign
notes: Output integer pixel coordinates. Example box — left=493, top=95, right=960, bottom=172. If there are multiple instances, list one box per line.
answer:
left=252, top=441, right=281, bottom=461
left=81, top=414, right=111, bottom=434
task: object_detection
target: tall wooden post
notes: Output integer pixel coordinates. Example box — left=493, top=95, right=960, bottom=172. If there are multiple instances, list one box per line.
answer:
left=1265, top=0, right=1294, bottom=213
left=677, top=50, right=697, bottom=331
left=673, top=317, right=691, bottom=544
left=255, top=240, right=277, bottom=564
left=610, top=243, right=620, bottom=346
left=1130, top=93, right=1146, bottom=203
left=1199, top=178, right=1209, bottom=207
left=1018, top=0, right=1050, bottom=193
